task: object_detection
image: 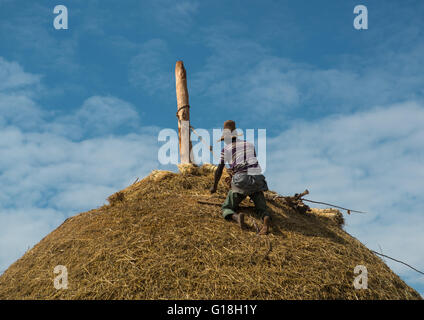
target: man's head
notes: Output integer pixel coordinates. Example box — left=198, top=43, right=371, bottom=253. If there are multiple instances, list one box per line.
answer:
left=218, top=120, right=241, bottom=144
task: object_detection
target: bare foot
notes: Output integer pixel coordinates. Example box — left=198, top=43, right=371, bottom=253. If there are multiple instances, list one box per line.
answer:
left=232, top=213, right=247, bottom=230
left=258, top=216, right=271, bottom=235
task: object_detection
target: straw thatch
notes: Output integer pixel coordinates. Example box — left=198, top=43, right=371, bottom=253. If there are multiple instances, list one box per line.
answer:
left=0, top=164, right=421, bottom=299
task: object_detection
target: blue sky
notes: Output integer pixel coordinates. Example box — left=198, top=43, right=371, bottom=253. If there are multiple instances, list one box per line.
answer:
left=0, top=0, right=423, bottom=296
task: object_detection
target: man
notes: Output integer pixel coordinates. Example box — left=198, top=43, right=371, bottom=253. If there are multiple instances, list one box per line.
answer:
left=210, top=120, right=271, bottom=235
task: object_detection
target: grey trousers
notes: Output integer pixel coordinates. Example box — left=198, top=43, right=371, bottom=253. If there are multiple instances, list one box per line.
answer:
left=222, top=190, right=270, bottom=221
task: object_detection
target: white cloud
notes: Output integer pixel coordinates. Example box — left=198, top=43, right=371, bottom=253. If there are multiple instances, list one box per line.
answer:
left=0, top=130, right=159, bottom=272
left=76, top=96, right=140, bottom=131
left=0, top=57, right=41, bottom=92
left=0, top=57, right=160, bottom=272
left=46, top=96, right=142, bottom=140
left=266, top=101, right=424, bottom=287
left=0, top=93, right=45, bottom=130
left=0, top=57, right=44, bottom=130
left=0, top=208, right=66, bottom=272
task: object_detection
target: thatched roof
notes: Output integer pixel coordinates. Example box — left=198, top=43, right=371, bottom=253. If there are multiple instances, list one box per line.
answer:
left=0, top=164, right=421, bottom=299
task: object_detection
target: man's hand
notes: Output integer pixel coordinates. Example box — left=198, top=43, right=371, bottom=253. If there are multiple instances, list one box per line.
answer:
left=209, top=186, right=217, bottom=194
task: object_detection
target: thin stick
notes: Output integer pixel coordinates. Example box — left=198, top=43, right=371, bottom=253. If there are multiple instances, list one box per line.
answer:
left=371, top=251, right=424, bottom=276
left=302, top=198, right=366, bottom=214
left=197, top=200, right=222, bottom=206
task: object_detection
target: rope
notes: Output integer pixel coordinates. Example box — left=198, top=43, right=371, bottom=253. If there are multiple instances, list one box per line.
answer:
left=176, top=105, right=190, bottom=118
left=371, top=251, right=424, bottom=276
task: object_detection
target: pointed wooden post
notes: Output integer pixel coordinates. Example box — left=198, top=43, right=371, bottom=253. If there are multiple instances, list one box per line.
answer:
left=175, top=61, right=193, bottom=164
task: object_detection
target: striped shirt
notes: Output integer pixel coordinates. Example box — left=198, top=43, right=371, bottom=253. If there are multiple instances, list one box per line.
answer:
left=220, top=140, right=262, bottom=174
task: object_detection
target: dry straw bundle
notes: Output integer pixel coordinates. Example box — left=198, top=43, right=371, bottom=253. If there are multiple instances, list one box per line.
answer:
left=0, top=164, right=421, bottom=299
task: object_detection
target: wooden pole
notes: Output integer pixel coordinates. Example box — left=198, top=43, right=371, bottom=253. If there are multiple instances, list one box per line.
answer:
left=175, top=61, right=193, bottom=164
